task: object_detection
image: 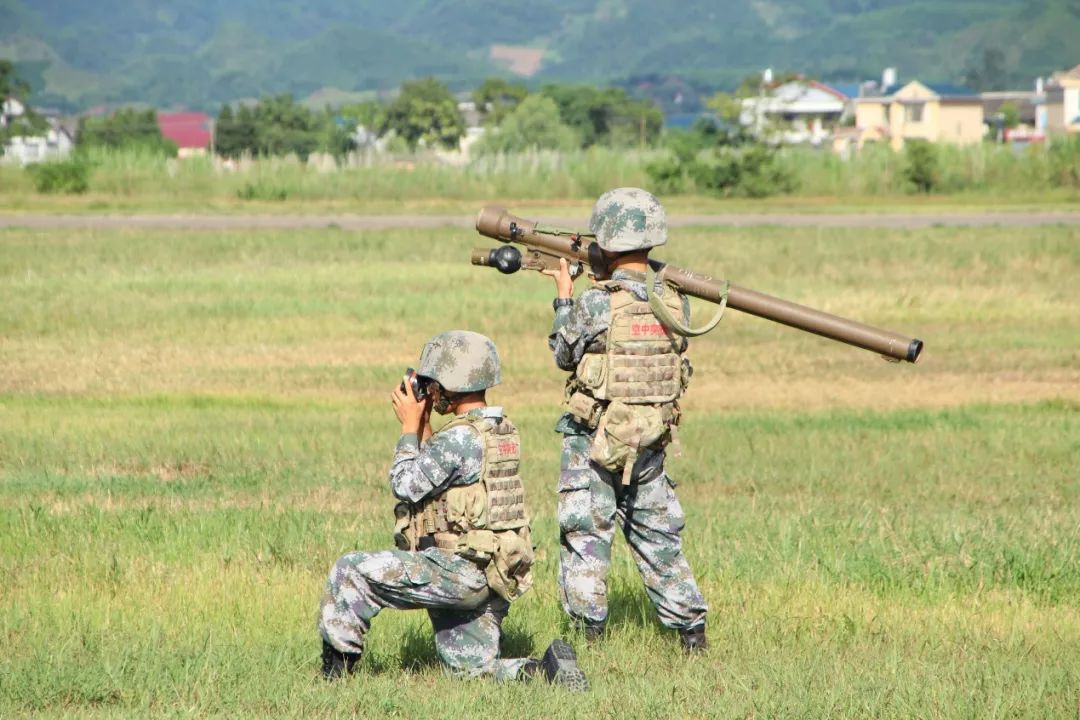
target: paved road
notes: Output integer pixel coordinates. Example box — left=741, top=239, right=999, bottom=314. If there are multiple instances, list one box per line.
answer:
left=2, top=211, right=1079, bottom=230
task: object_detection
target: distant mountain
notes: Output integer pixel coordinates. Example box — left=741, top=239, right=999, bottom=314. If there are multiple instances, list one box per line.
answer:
left=2, top=0, right=1078, bottom=111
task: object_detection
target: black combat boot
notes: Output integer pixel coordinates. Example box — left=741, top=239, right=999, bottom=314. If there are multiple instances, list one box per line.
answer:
left=522, top=639, right=590, bottom=691
left=582, top=620, right=606, bottom=643
left=679, top=624, right=708, bottom=653
left=320, top=640, right=362, bottom=679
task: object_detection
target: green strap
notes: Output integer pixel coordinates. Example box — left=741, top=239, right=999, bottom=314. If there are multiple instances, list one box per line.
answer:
left=646, top=263, right=728, bottom=337
left=533, top=223, right=595, bottom=238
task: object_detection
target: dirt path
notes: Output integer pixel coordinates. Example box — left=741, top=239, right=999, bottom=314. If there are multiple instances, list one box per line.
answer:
left=2, top=211, right=1079, bottom=230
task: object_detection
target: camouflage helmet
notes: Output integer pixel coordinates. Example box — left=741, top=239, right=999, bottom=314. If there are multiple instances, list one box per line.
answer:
left=416, top=330, right=501, bottom=393
left=588, top=187, right=667, bottom=252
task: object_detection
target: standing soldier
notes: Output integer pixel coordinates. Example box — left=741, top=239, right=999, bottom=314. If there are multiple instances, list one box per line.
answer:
left=545, top=188, right=709, bottom=651
left=318, top=331, right=588, bottom=689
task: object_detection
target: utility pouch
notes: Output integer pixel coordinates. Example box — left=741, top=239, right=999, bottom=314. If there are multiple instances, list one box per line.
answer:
left=576, top=354, right=607, bottom=391
left=589, top=401, right=668, bottom=484
left=485, top=527, right=534, bottom=602
left=567, top=391, right=603, bottom=430
left=393, top=502, right=416, bottom=551
left=459, top=528, right=498, bottom=561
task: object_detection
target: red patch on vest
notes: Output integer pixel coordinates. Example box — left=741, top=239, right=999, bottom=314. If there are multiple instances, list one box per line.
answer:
left=496, top=441, right=519, bottom=456
left=630, top=322, right=667, bottom=337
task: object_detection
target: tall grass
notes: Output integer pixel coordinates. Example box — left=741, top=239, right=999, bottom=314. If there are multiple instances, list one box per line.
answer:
left=0, top=146, right=652, bottom=206
left=783, top=137, right=1080, bottom=196
left=3, top=138, right=1077, bottom=210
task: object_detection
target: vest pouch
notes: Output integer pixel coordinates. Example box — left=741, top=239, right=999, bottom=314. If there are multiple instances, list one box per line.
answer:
left=393, top=501, right=416, bottom=551
left=576, top=353, right=607, bottom=391
left=443, top=483, right=488, bottom=532
left=485, top=527, right=535, bottom=602
left=589, top=401, right=667, bottom=472
left=680, top=357, right=694, bottom=392
left=566, top=391, right=603, bottom=430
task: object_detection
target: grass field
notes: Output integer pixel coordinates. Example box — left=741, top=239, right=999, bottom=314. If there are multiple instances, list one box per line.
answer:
left=1, top=218, right=1078, bottom=718
left=2, top=143, right=1078, bottom=215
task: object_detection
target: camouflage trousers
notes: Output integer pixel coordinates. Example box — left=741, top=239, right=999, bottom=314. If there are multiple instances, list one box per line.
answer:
left=557, top=433, right=708, bottom=631
left=318, top=548, right=529, bottom=681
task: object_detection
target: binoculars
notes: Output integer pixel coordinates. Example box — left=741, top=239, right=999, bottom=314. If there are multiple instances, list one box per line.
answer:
left=400, top=368, right=431, bottom=400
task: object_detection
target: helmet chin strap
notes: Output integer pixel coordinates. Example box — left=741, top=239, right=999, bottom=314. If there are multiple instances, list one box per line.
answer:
left=431, top=385, right=454, bottom=415
left=587, top=243, right=612, bottom=280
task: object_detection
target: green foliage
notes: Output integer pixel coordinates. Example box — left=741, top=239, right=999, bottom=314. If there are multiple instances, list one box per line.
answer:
left=215, top=96, right=353, bottom=160
left=1046, top=134, right=1080, bottom=188
left=903, top=140, right=940, bottom=193
left=0, top=58, right=47, bottom=153
left=213, top=104, right=252, bottom=159
left=472, top=77, right=529, bottom=125
left=690, top=145, right=796, bottom=198
left=252, top=95, right=323, bottom=159
left=646, top=118, right=795, bottom=198
left=642, top=154, right=686, bottom=194
left=5, top=137, right=1080, bottom=209
left=235, top=181, right=289, bottom=201
left=382, top=78, right=464, bottom=151
left=999, top=101, right=1021, bottom=130
left=539, top=84, right=662, bottom=148
left=77, top=108, right=178, bottom=156
left=473, top=95, right=579, bottom=155
left=5, top=2, right=1080, bottom=110
left=338, top=100, right=387, bottom=134
left=0, top=58, right=31, bottom=100
left=26, top=158, right=91, bottom=194
left=963, top=47, right=1009, bottom=92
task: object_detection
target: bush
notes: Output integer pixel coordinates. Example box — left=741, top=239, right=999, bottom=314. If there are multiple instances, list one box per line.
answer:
left=28, top=159, right=91, bottom=194
left=78, top=108, right=178, bottom=157
left=644, top=154, right=687, bottom=194
left=236, top=181, right=289, bottom=201
left=1046, top=134, right=1080, bottom=189
left=689, top=145, right=796, bottom=198
left=903, top=140, right=940, bottom=193
left=474, top=95, right=580, bottom=155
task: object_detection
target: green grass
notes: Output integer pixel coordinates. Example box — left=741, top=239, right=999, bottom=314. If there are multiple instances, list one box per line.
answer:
left=1, top=222, right=1078, bottom=718
left=1, top=143, right=1077, bottom=214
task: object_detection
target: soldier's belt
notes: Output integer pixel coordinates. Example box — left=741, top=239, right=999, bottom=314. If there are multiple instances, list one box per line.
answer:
left=418, top=530, right=498, bottom=561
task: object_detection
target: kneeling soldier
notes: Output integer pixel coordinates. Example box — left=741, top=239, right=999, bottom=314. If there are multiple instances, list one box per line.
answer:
left=318, top=330, right=587, bottom=689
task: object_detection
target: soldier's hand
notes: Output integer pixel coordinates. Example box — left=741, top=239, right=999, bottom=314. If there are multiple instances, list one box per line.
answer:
left=542, top=258, right=576, bottom=299
left=391, top=376, right=426, bottom=434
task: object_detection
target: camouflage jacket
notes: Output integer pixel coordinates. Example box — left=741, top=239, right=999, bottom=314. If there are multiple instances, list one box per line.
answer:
left=548, top=268, right=691, bottom=435
left=389, top=407, right=504, bottom=503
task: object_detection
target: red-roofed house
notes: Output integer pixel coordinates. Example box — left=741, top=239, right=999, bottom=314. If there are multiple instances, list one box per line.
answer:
left=157, top=112, right=212, bottom=157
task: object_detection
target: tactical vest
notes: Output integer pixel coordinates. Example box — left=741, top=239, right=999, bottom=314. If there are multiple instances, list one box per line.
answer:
left=394, top=413, right=534, bottom=601
left=565, top=280, right=690, bottom=482
left=572, top=279, right=687, bottom=405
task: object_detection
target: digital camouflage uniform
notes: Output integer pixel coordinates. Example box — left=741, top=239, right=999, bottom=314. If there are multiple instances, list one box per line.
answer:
left=318, top=406, right=530, bottom=680
left=318, top=331, right=552, bottom=682
left=549, top=188, right=708, bottom=636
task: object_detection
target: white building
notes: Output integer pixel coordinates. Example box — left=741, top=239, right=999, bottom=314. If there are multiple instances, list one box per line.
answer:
left=1036, top=65, right=1080, bottom=135
left=1, top=98, right=74, bottom=165
left=740, top=80, right=852, bottom=146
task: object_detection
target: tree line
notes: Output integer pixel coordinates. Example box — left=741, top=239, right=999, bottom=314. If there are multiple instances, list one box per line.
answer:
left=5, top=65, right=666, bottom=160
left=215, top=77, right=664, bottom=158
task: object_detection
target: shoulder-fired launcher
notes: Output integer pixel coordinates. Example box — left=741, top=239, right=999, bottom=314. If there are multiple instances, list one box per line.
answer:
left=472, top=206, right=923, bottom=363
